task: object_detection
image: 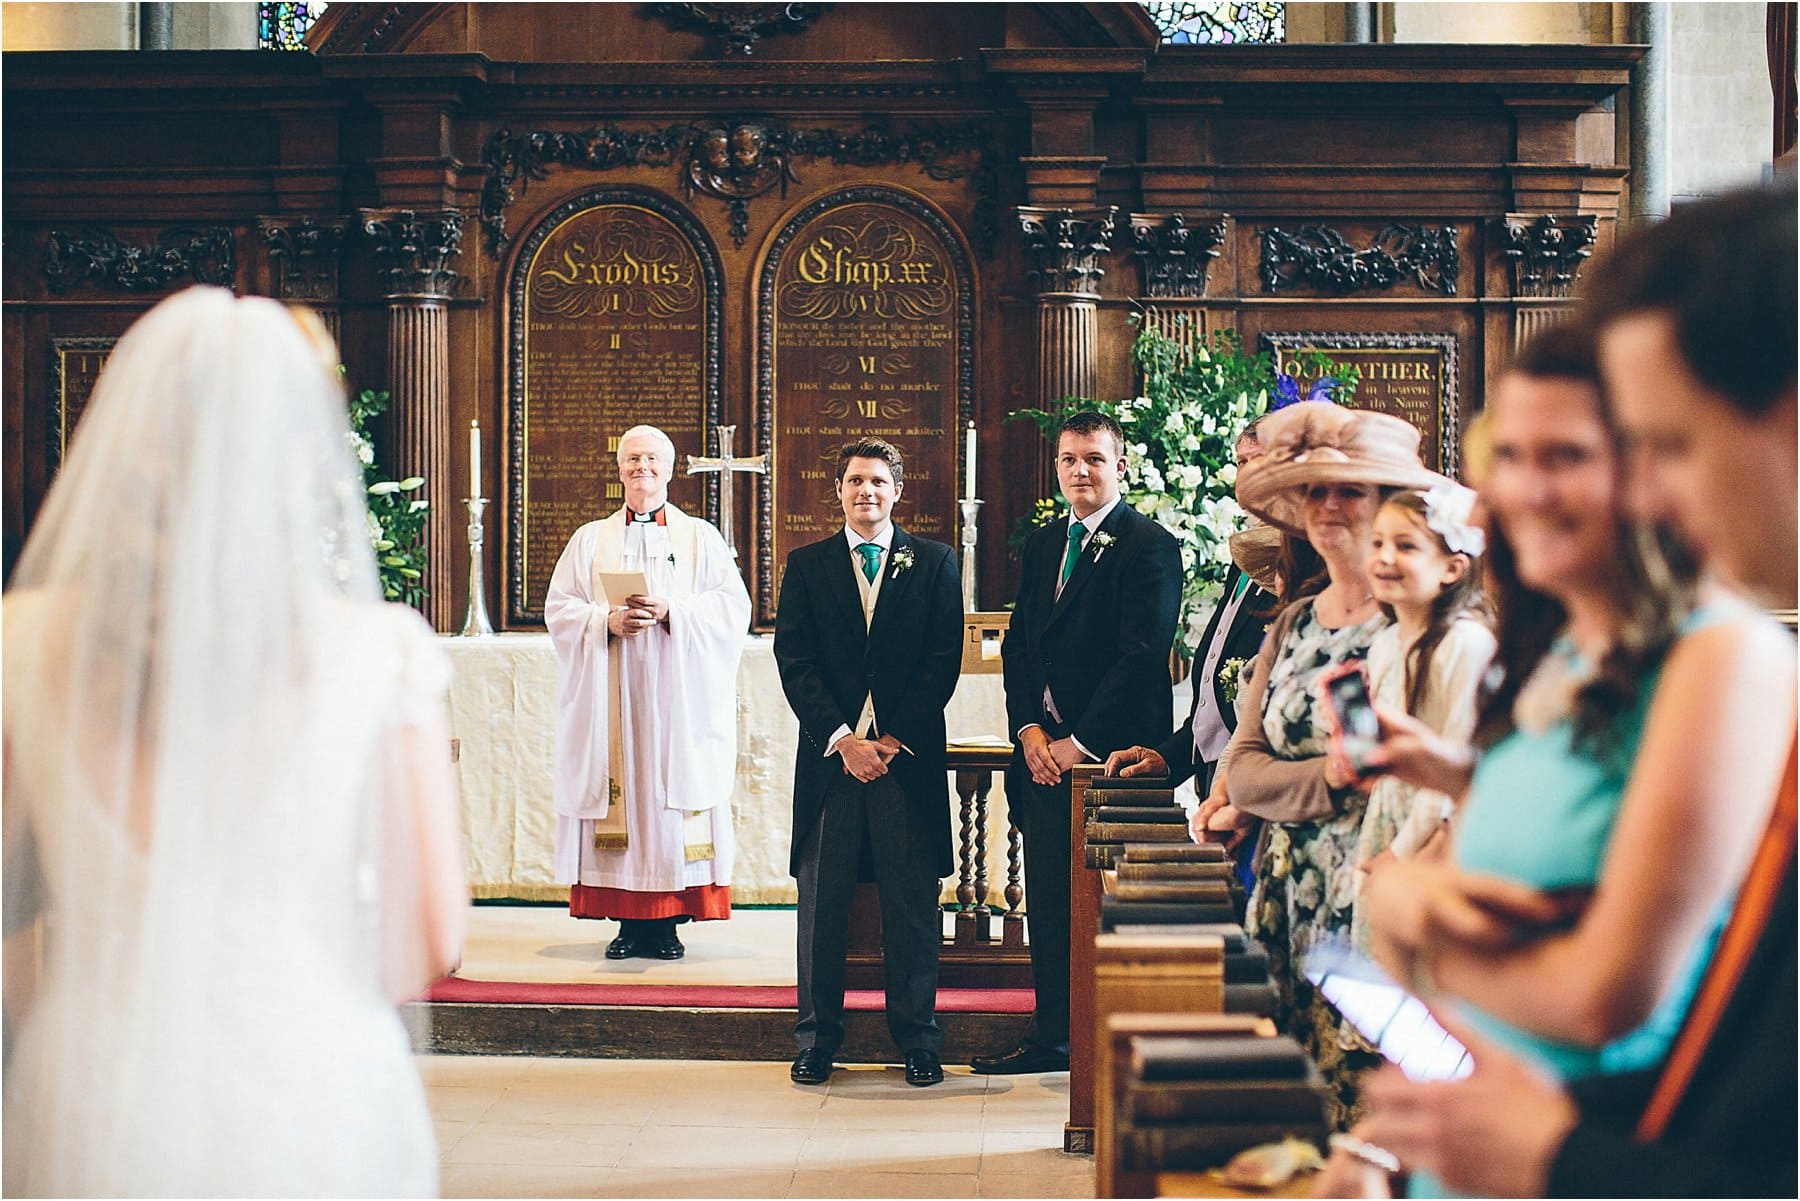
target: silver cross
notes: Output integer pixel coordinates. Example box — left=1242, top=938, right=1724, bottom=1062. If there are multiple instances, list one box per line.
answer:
left=685, top=424, right=767, bottom=555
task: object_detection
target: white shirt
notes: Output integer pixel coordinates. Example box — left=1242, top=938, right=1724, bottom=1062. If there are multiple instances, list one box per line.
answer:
left=825, top=523, right=893, bottom=757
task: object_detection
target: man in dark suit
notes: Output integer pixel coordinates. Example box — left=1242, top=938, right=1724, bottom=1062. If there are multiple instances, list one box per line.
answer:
left=774, top=437, right=963, bottom=1088
left=971, top=411, right=1182, bottom=1075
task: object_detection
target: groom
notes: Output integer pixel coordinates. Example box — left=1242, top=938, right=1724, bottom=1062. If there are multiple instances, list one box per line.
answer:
left=774, top=437, right=964, bottom=1087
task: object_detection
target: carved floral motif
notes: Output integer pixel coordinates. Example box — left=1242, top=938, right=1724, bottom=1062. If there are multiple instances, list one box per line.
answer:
left=1500, top=213, right=1599, bottom=298
left=1018, top=206, right=1118, bottom=298
left=1260, top=223, right=1460, bottom=296
left=1130, top=212, right=1229, bottom=299
left=44, top=226, right=237, bottom=293
left=646, top=2, right=829, bottom=56
left=481, top=119, right=995, bottom=254
left=258, top=215, right=350, bottom=302
left=360, top=209, right=465, bottom=299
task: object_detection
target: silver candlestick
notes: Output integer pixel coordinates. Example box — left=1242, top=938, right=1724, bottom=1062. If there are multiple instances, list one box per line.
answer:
left=460, top=496, right=495, bottom=637
left=959, top=498, right=983, bottom=612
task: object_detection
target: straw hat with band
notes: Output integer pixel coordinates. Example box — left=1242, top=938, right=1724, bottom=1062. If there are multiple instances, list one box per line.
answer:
left=1227, top=519, right=1282, bottom=594
left=1235, top=403, right=1445, bottom=535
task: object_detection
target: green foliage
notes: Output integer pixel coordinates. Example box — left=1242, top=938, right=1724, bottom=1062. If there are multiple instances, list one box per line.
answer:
left=1008, top=315, right=1358, bottom=657
left=347, top=387, right=430, bottom=607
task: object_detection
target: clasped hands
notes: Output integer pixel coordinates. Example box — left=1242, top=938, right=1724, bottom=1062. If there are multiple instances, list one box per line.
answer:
left=837, top=733, right=904, bottom=783
left=607, top=593, right=669, bottom=638
left=1020, top=726, right=1085, bottom=786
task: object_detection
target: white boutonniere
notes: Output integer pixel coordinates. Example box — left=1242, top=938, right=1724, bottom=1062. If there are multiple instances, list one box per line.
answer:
left=890, top=545, right=916, bottom=577
left=1218, top=656, right=1249, bottom=704
left=1091, top=531, right=1117, bottom=562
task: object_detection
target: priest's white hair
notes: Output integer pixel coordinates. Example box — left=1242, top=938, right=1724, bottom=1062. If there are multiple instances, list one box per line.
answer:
left=616, top=423, right=678, bottom=464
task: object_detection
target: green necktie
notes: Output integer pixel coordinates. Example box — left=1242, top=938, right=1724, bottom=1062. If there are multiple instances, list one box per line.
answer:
left=1230, top=571, right=1251, bottom=603
left=1060, top=521, right=1086, bottom=586
left=857, top=542, right=882, bottom=583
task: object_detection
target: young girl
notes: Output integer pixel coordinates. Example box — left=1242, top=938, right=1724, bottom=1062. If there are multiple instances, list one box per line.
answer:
left=1346, top=484, right=1494, bottom=951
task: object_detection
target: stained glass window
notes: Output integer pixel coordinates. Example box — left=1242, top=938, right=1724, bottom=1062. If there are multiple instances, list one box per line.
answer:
left=1141, top=1, right=1284, bottom=44
left=259, top=2, right=325, bottom=50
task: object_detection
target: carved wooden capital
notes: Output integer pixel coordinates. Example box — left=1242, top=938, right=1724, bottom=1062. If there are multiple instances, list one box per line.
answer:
left=258, top=215, right=351, bottom=302
left=1018, top=205, right=1117, bottom=298
left=44, top=226, right=236, bottom=294
left=1499, top=212, right=1598, bottom=299
left=1129, top=212, right=1229, bottom=299
left=360, top=209, right=465, bottom=300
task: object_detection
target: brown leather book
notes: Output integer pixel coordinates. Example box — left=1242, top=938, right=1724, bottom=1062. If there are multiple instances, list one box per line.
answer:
left=1085, top=821, right=1193, bottom=843
left=1110, top=880, right=1233, bottom=904
left=1115, top=860, right=1235, bottom=881
left=1120, top=842, right=1228, bottom=863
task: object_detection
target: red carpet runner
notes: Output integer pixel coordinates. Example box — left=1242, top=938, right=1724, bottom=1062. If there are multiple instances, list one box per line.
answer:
left=426, top=978, right=1033, bottom=1013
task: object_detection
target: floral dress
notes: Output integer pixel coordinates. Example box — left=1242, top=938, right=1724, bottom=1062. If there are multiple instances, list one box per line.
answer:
left=1243, top=600, right=1387, bottom=1128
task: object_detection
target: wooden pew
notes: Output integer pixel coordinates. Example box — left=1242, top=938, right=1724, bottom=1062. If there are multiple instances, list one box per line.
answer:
left=1093, top=940, right=1230, bottom=1197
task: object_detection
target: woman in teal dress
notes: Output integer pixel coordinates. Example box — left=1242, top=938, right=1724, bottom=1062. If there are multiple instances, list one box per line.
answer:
left=1351, top=324, right=1795, bottom=1192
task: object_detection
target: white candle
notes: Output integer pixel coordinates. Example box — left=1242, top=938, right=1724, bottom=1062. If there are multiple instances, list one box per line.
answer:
left=469, top=419, right=481, bottom=499
left=964, top=421, right=977, bottom=501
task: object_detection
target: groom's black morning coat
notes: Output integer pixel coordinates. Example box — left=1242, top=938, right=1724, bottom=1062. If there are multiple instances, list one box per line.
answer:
left=773, top=527, right=963, bottom=878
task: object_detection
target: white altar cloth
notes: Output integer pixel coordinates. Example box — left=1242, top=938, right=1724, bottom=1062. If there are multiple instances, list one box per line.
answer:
left=444, top=633, right=1020, bottom=905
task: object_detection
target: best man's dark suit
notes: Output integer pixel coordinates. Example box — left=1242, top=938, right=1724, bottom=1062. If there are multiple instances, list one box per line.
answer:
left=774, top=526, right=963, bottom=1058
left=1001, top=501, right=1181, bottom=1052
left=1155, top=564, right=1273, bottom=791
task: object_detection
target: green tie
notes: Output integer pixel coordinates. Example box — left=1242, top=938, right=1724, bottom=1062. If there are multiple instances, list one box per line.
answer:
left=857, top=542, right=882, bottom=583
left=1230, top=571, right=1251, bottom=603
left=1060, top=521, right=1086, bottom=586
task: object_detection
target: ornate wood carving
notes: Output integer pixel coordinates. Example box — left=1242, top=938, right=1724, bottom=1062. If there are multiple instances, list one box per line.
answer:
left=361, top=209, right=465, bottom=299
left=44, top=226, right=236, bottom=293
left=1018, top=206, right=1117, bottom=297
left=1129, top=212, right=1228, bottom=299
left=1259, top=222, right=1460, bottom=296
left=504, top=188, right=725, bottom=625
left=258, top=215, right=351, bottom=302
left=480, top=119, right=996, bottom=255
left=646, top=2, right=829, bottom=56
left=1499, top=212, right=1599, bottom=299
left=311, top=2, right=440, bottom=53
left=1261, top=331, right=1462, bottom=477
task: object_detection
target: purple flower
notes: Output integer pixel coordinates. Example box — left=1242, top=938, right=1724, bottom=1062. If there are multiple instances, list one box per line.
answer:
left=1272, top=373, right=1341, bottom=410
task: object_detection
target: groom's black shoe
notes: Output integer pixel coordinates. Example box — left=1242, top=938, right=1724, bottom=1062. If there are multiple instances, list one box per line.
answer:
left=603, top=934, right=639, bottom=960
left=647, top=934, right=686, bottom=960
left=904, top=1050, right=944, bottom=1087
left=790, top=1049, right=834, bottom=1085
left=969, top=1043, right=1069, bottom=1074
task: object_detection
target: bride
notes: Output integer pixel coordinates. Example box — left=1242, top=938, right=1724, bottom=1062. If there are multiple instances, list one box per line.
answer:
left=2, top=288, right=467, bottom=1197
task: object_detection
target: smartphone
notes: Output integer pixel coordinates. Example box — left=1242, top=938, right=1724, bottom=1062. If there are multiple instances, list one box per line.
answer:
left=1302, top=938, right=1472, bottom=1082
left=1318, top=661, right=1380, bottom=775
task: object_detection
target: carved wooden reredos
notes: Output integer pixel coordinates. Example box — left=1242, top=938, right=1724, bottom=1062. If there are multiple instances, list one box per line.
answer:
left=1, top=4, right=1640, bottom=629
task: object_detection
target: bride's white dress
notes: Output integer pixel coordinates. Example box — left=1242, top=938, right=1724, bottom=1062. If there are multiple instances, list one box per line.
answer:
left=3, top=601, right=448, bottom=1198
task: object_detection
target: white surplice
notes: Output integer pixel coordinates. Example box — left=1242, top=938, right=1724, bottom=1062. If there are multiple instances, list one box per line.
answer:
left=546, top=504, right=749, bottom=893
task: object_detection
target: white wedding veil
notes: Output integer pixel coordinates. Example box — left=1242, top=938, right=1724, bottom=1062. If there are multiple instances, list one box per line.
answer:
left=3, top=287, right=448, bottom=1196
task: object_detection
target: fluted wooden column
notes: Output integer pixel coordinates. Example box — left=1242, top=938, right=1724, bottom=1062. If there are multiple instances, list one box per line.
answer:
left=1500, top=212, right=1598, bottom=353
left=1018, top=205, right=1116, bottom=402
left=361, top=208, right=464, bottom=630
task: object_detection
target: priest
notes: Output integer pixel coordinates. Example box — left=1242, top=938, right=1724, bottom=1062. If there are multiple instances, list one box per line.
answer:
left=545, top=424, right=751, bottom=960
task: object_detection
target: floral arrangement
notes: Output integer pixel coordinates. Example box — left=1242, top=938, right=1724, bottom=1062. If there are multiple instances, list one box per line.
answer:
left=347, top=386, right=430, bottom=607
left=1010, top=317, right=1357, bottom=657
